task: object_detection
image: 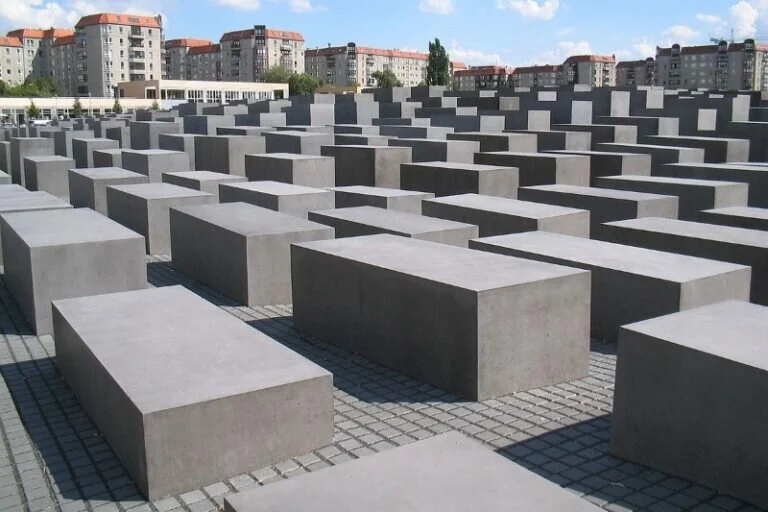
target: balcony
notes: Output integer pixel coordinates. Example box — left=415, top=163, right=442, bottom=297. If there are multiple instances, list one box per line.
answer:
left=130, top=28, right=143, bottom=38
left=129, top=51, right=145, bottom=60
left=281, top=44, right=292, bottom=52
left=129, top=41, right=145, bottom=48
left=129, top=73, right=146, bottom=81
left=129, top=62, right=145, bottom=71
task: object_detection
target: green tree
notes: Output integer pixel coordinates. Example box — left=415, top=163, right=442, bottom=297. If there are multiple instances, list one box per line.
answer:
left=27, top=100, right=41, bottom=119
left=150, top=100, right=159, bottom=111
left=260, top=66, right=292, bottom=83
left=371, top=69, right=402, bottom=88
left=0, top=80, right=7, bottom=96
left=426, top=38, right=450, bottom=86
left=112, top=97, right=123, bottom=114
left=71, top=97, right=83, bottom=117
left=288, top=73, right=319, bottom=96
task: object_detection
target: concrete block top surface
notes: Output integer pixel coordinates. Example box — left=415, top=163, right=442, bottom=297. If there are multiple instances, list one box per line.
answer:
left=475, top=231, right=748, bottom=283
left=606, top=217, right=768, bottom=248
left=672, top=162, right=768, bottom=171
left=72, top=137, right=114, bottom=143
left=525, top=184, right=677, bottom=201
left=482, top=151, right=584, bottom=161
left=328, top=185, right=432, bottom=198
left=52, top=286, right=331, bottom=414
left=23, top=155, right=73, bottom=163
left=650, top=135, right=747, bottom=143
left=224, top=431, right=601, bottom=512
left=268, top=130, right=328, bottom=138
left=160, top=134, right=199, bottom=140
left=108, top=183, right=213, bottom=200
left=622, top=301, right=768, bottom=371
left=294, top=234, right=586, bottom=292
left=598, top=175, right=744, bottom=187
left=95, top=149, right=123, bottom=155
left=549, top=150, right=650, bottom=158
left=0, top=185, right=29, bottom=195
left=312, top=206, right=474, bottom=234
left=122, top=149, right=184, bottom=156
left=252, top=153, right=331, bottom=161
left=2, top=208, right=142, bottom=246
left=601, top=142, right=703, bottom=152
left=406, top=161, right=515, bottom=171
left=702, top=206, right=768, bottom=219
left=162, top=171, right=244, bottom=182
left=226, top=181, right=326, bottom=196
left=173, top=202, right=332, bottom=236
left=70, top=167, right=144, bottom=180
left=427, top=194, right=587, bottom=218
left=0, top=192, right=71, bottom=212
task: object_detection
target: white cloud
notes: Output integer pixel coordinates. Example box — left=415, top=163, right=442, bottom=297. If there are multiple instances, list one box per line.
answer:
left=695, top=13, right=722, bottom=24
left=419, top=0, right=454, bottom=15
left=0, top=0, right=167, bottom=31
left=526, top=40, right=592, bottom=65
left=730, top=0, right=759, bottom=39
left=554, top=26, right=575, bottom=37
left=661, top=24, right=700, bottom=43
left=496, top=0, right=560, bottom=20
left=286, top=0, right=326, bottom=12
left=213, top=0, right=260, bottom=10
left=448, top=42, right=502, bottom=65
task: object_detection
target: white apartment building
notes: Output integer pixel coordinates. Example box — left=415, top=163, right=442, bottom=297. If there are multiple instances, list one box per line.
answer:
left=185, top=44, right=222, bottom=81
left=453, top=65, right=512, bottom=91
left=219, top=26, right=305, bottom=82
left=164, top=38, right=213, bottom=80
left=616, top=58, right=655, bottom=87
left=0, top=36, right=24, bottom=86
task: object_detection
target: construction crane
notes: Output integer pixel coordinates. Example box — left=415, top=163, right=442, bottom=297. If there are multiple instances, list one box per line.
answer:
left=710, top=29, right=735, bottom=44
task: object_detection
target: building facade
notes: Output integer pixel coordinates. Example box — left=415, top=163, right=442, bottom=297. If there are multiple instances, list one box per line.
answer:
left=453, top=65, right=513, bottom=91
left=218, top=26, right=304, bottom=82
left=51, top=35, right=75, bottom=95
left=616, top=58, right=655, bottom=86
left=185, top=44, right=222, bottom=81
left=5, top=28, right=74, bottom=82
left=562, top=55, right=616, bottom=87
left=511, top=65, right=561, bottom=88
left=0, top=36, right=24, bottom=86
left=117, top=79, right=287, bottom=103
left=656, top=39, right=768, bottom=91
left=164, top=38, right=213, bottom=80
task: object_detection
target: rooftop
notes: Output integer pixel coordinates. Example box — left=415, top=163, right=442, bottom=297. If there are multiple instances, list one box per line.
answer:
left=75, top=13, right=162, bottom=29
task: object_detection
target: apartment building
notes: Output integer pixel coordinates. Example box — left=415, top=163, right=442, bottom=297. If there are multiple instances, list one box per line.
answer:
left=185, top=44, right=222, bottom=81
left=656, top=39, right=768, bottom=91
left=0, top=36, right=24, bottom=86
left=511, top=65, right=561, bottom=88
left=616, top=58, right=655, bottom=86
left=5, top=28, right=74, bottom=81
left=453, top=65, right=513, bottom=91
left=218, top=26, right=304, bottom=82
left=51, top=35, right=76, bottom=95
left=562, top=55, right=616, bottom=87
left=164, top=38, right=213, bottom=79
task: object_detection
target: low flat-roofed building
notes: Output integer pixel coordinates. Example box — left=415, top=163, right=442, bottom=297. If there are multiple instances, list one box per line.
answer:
left=117, top=79, right=288, bottom=103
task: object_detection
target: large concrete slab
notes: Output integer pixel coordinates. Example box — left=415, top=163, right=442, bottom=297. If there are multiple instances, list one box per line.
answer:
left=546, top=150, right=652, bottom=185
left=446, top=132, right=538, bottom=153
left=130, top=121, right=180, bottom=150
left=552, top=123, right=638, bottom=150
left=53, top=285, right=333, bottom=500
left=245, top=153, right=335, bottom=188
left=328, top=185, right=433, bottom=214
left=224, top=431, right=602, bottom=512
left=508, top=130, right=591, bottom=152
left=195, top=135, right=266, bottom=177
left=611, top=301, right=768, bottom=509
left=106, top=183, right=214, bottom=254
left=219, top=181, right=334, bottom=219
left=596, top=143, right=705, bottom=174
left=470, top=232, right=750, bottom=340
left=158, top=133, right=198, bottom=171
left=23, top=156, right=75, bottom=200
left=308, top=206, right=478, bottom=247
left=387, top=138, right=479, bottom=164
left=400, top=161, right=519, bottom=199
left=644, top=135, right=750, bottom=163
left=292, top=234, right=590, bottom=400
left=121, top=149, right=190, bottom=183
left=320, top=145, right=411, bottom=188
left=10, top=137, right=55, bottom=186
left=698, top=206, right=768, bottom=231
left=422, top=194, right=590, bottom=238
left=93, top=148, right=123, bottom=168
left=657, top=162, right=768, bottom=208
left=1, top=208, right=146, bottom=335
left=264, top=131, right=334, bottom=156
left=474, top=152, right=590, bottom=187
left=52, top=129, right=94, bottom=158
left=68, top=167, right=148, bottom=214
left=72, top=138, right=119, bottom=169
left=162, top=171, right=245, bottom=200
left=600, top=217, right=768, bottom=305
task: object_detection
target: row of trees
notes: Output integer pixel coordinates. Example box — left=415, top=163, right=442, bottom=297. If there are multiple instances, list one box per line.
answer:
left=0, top=78, right=60, bottom=98
left=23, top=97, right=160, bottom=120
left=260, top=67, right=320, bottom=96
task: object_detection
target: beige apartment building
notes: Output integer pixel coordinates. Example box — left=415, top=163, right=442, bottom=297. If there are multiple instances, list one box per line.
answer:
left=5, top=28, right=74, bottom=82
left=218, top=26, right=304, bottom=82
left=0, top=36, right=24, bottom=86
left=453, top=65, right=512, bottom=91
left=51, top=35, right=76, bottom=95
left=616, top=58, right=655, bottom=86
left=656, top=39, right=768, bottom=91
left=164, top=38, right=213, bottom=80
left=511, top=64, right=561, bottom=88
left=185, top=44, right=222, bottom=81
left=510, top=54, right=616, bottom=88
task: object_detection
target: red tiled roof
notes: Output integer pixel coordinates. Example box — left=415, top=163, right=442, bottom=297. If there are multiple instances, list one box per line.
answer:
left=221, top=29, right=254, bottom=42
left=165, top=38, right=214, bottom=49
left=0, top=36, right=22, bottom=47
left=681, top=45, right=719, bottom=55
left=563, top=54, right=615, bottom=64
left=306, top=45, right=429, bottom=60
left=513, top=65, right=562, bottom=74
left=266, top=29, right=304, bottom=42
left=52, top=35, right=75, bottom=47
left=187, top=43, right=220, bottom=56
left=728, top=42, right=768, bottom=52
left=43, top=28, right=74, bottom=39
left=7, top=28, right=46, bottom=38
left=455, top=65, right=513, bottom=77
left=305, top=46, right=347, bottom=57
left=75, top=13, right=162, bottom=29
left=452, top=61, right=468, bottom=70
left=616, top=60, right=648, bottom=68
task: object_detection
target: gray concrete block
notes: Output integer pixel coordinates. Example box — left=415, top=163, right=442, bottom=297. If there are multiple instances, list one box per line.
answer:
left=23, top=156, right=75, bottom=200
left=698, top=206, right=768, bottom=231
left=217, top=126, right=276, bottom=136
left=158, top=133, right=198, bottom=171
left=595, top=175, right=748, bottom=220
left=93, top=148, right=123, bottom=168
left=291, top=234, right=590, bottom=400
left=275, top=125, right=333, bottom=134
left=106, top=183, right=214, bottom=254
left=400, top=161, right=519, bottom=198
left=387, top=138, right=479, bottom=164
left=474, top=152, right=590, bottom=187
left=245, top=153, right=335, bottom=187
left=446, top=132, right=538, bottom=153
left=0, top=171, right=11, bottom=185
left=320, top=145, right=411, bottom=188
left=121, top=149, right=190, bottom=182
left=72, top=138, right=119, bottom=169
left=219, top=181, right=334, bottom=219
left=657, top=162, right=768, bottom=208
left=308, top=206, right=478, bottom=247
left=130, top=121, right=180, bottom=150
left=195, top=135, right=266, bottom=177
left=611, top=301, right=768, bottom=509
left=162, top=171, right=246, bottom=200
left=68, top=167, right=148, bottom=214
left=183, top=115, right=236, bottom=136
left=170, top=202, right=334, bottom=305
left=264, top=131, right=334, bottom=156
left=105, top=126, right=130, bottom=149
left=330, top=124, right=380, bottom=135
left=334, top=134, right=391, bottom=146
left=52, top=129, right=94, bottom=158
left=0, top=191, right=73, bottom=263
left=422, top=194, right=590, bottom=237
left=597, top=143, right=705, bottom=174
left=328, top=185, right=433, bottom=214
left=1, top=208, right=146, bottom=335
left=519, top=184, right=679, bottom=238
left=471, top=232, right=751, bottom=340
left=598, top=115, right=679, bottom=139
left=378, top=125, right=453, bottom=139
left=0, top=141, right=10, bottom=173
left=552, top=124, right=637, bottom=150
left=547, top=150, right=652, bottom=185
left=645, top=135, right=750, bottom=163
left=508, top=130, right=591, bottom=151
left=224, top=431, right=602, bottom=512
left=53, top=285, right=333, bottom=500
left=10, top=137, right=55, bottom=186
left=599, top=217, right=768, bottom=305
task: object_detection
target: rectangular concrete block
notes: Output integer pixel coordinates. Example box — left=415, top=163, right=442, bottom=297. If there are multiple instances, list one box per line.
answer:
left=547, top=150, right=652, bottom=185
left=183, top=115, right=235, bottom=136
left=645, top=135, right=750, bottom=163
left=519, top=184, right=679, bottom=237
left=308, top=206, right=478, bottom=247
left=471, top=232, right=751, bottom=340
left=245, top=153, right=335, bottom=187
left=291, top=234, right=590, bottom=400
left=0, top=192, right=72, bottom=265
left=195, top=135, right=266, bottom=177
left=162, top=171, right=246, bottom=200
left=224, top=431, right=602, bottom=512
left=170, top=202, right=334, bottom=305
left=53, top=129, right=94, bottom=158
left=657, top=163, right=768, bottom=208
left=220, top=181, right=334, bottom=219
left=378, top=125, right=453, bottom=139
left=93, top=148, right=123, bottom=168
left=1, top=208, right=146, bottom=334
left=106, top=183, right=215, bottom=254
left=68, top=167, right=149, bottom=215
left=698, top=206, right=768, bottom=231
left=0, top=141, right=10, bottom=173
left=474, top=152, right=590, bottom=187
left=509, top=130, right=591, bottom=152
left=217, top=126, right=276, bottom=136
left=158, top=133, right=198, bottom=171
left=599, top=217, right=768, bottom=305
left=23, top=156, right=75, bottom=200
left=387, top=138, right=479, bottom=164
left=53, top=285, right=333, bottom=500
left=105, top=126, right=130, bottom=149
left=423, top=194, right=590, bottom=237
left=72, top=138, right=119, bottom=169
left=264, top=131, right=334, bottom=156
left=320, top=145, right=411, bottom=188
left=400, top=161, right=519, bottom=198
left=446, top=132, right=538, bottom=153
left=611, top=301, right=768, bottom=509
left=130, top=121, right=181, bottom=150
left=597, top=143, right=705, bottom=174
left=121, top=149, right=190, bottom=182
left=328, top=185, right=433, bottom=214
left=552, top=124, right=637, bottom=150
left=10, top=137, right=55, bottom=186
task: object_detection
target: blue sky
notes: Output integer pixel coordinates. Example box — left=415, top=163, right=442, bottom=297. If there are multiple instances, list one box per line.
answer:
left=2, top=0, right=767, bottom=66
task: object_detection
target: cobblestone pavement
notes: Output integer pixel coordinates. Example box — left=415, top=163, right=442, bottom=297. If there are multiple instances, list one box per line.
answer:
left=0, top=256, right=762, bottom=512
